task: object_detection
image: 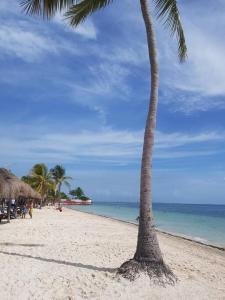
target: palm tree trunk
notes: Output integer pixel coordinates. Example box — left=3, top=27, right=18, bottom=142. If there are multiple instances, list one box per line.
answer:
left=134, top=0, right=162, bottom=262
left=58, top=182, right=62, bottom=194
left=40, top=197, right=43, bottom=209
left=118, top=0, right=175, bottom=283
left=58, top=183, right=62, bottom=205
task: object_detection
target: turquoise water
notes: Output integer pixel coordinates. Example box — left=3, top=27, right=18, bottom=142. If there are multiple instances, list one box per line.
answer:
left=69, top=202, right=225, bottom=247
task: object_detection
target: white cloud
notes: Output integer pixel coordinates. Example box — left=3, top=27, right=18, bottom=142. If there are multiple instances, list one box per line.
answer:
left=86, top=63, right=130, bottom=97
left=73, top=20, right=97, bottom=39
left=155, top=131, right=225, bottom=149
left=97, top=43, right=148, bottom=66
left=154, top=150, right=220, bottom=159
left=66, top=62, right=131, bottom=109
left=0, top=129, right=142, bottom=163
left=0, top=25, right=57, bottom=62
left=0, top=125, right=224, bottom=165
left=1, top=0, right=225, bottom=114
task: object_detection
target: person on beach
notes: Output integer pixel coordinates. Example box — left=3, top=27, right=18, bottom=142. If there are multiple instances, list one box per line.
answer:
left=21, top=207, right=24, bottom=219
left=21, top=206, right=28, bottom=219
left=11, top=199, right=15, bottom=208
left=57, top=203, right=62, bottom=212
left=28, top=204, right=33, bottom=219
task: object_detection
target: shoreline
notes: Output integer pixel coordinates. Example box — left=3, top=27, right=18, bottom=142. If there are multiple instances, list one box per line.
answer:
left=65, top=206, right=225, bottom=251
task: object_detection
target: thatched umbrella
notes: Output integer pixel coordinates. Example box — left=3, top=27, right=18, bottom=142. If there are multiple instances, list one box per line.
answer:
left=0, top=168, right=41, bottom=221
left=0, top=168, right=32, bottom=199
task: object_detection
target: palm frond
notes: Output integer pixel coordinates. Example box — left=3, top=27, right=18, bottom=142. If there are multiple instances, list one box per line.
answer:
left=154, top=0, right=187, bottom=62
left=63, top=181, right=71, bottom=189
left=64, top=176, right=73, bottom=180
left=50, top=165, right=65, bottom=179
left=20, top=0, right=75, bottom=18
left=65, top=0, right=113, bottom=26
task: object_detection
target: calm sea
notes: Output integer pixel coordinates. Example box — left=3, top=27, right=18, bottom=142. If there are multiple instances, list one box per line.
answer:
left=69, top=202, right=225, bottom=247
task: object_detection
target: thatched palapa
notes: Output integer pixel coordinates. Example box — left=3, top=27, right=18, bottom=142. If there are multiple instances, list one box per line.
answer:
left=0, top=168, right=41, bottom=200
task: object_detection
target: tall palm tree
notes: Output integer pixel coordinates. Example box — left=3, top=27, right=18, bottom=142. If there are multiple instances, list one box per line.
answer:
left=20, top=0, right=187, bottom=282
left=50, top=165, right=72, bottom=196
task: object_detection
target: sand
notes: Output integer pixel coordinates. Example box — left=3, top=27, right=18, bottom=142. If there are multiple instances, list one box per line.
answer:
left=0, top=207, right=224, bottom=300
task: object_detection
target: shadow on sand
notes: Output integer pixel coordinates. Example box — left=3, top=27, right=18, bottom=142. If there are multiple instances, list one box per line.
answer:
left=0, top=221, right=9, bottom=225
left=0, top=242, right=45, bottom=247
left=0, top=250, right=117, bottom=273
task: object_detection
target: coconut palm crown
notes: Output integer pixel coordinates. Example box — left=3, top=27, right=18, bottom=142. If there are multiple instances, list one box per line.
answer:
left=50, top=165, right=72, bottom=195
left=22, top=163, right=54, bottom=206
left=31, top=163, right=54, bottom=196
left=20, top=0, right=187, bottom=283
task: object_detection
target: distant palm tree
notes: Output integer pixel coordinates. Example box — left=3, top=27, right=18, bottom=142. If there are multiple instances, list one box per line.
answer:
left=69, top=187, right=84, bottom=198
left=50, top=165, right=72, bottom=196
left=21, top=0, right=187, bottom=282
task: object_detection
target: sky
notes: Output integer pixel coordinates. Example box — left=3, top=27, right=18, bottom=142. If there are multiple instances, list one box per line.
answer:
left=0, top=0, right=225, bottom=204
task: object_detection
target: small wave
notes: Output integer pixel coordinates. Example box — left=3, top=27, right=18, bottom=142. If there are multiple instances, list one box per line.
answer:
left=193, top=236, right=208, bottom=243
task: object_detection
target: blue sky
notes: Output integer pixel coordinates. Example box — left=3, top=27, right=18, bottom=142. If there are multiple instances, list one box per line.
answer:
left=0, top=0, right=225, bottom=204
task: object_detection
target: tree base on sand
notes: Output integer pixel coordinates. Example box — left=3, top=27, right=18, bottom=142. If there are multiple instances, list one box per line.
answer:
left=117, top=259, right=177, bottom=285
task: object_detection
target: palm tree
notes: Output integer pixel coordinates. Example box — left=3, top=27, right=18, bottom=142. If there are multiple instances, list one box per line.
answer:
left=24, top=163, right=54, bottom=207
left=69, top=187, right=84, bottom=198
left=50, top=165, right=72, bottom=197
left=20, top=0, right=187, bottom=282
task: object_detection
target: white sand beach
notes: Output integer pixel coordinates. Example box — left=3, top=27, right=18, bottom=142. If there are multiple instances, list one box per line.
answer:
left=0, top=207, right=225, bottom=300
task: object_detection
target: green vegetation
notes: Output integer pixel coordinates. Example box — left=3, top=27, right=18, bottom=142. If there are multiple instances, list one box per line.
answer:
left=69, top=187, right=90, bottom=201
left=22, top=163, right=72, bottom=205
left=69, top=187, right=84, bottom=198
left=22, top=163, right=54, bottom=206
left=58, top=192, right=69, bottom=199
left=22, top=164, right=90, bottom=202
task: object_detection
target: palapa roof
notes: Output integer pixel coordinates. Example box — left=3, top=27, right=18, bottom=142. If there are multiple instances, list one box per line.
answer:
left=0, top=168, right=41, bottom=200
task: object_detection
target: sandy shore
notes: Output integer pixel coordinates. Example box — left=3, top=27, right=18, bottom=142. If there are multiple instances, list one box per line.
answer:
left=0, top=207, right=224, bottom=300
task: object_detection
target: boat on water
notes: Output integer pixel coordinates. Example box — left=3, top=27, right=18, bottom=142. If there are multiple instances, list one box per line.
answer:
left=61, top=199, right=92, bottom=205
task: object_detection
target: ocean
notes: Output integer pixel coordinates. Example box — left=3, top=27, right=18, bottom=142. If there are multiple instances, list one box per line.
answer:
left=69, top=202, right=225, bottom=247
